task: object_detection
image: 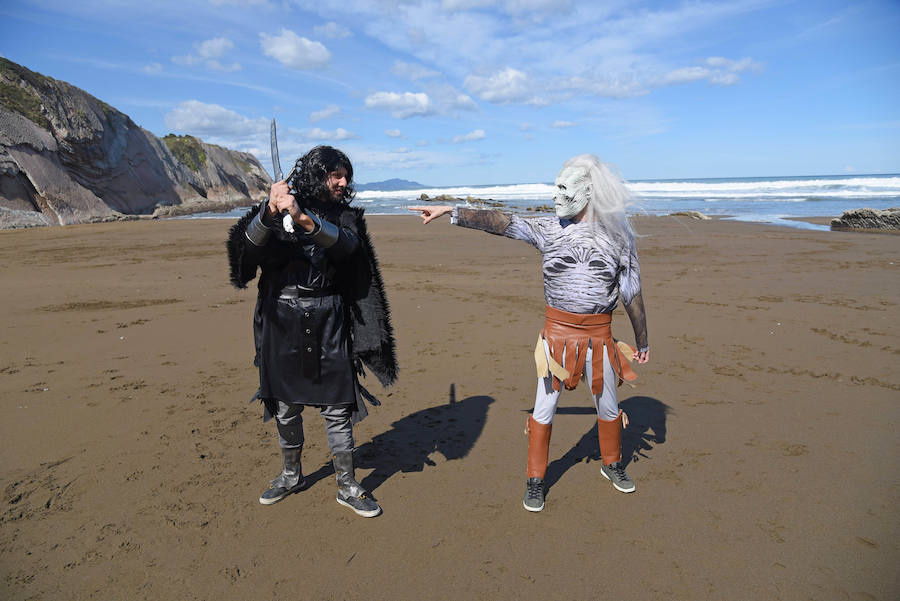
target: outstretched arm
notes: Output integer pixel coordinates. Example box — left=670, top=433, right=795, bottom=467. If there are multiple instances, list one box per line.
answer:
left=408, top=205, right=453, bottom=224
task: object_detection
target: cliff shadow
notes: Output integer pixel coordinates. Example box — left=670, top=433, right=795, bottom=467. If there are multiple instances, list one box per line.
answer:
left=542, top=395, right=670, bottom=493
left=304, top=385, right=494, bottom=495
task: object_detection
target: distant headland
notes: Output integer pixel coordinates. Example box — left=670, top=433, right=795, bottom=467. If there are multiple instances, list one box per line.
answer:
left=355, top=178, right=426, bottom=192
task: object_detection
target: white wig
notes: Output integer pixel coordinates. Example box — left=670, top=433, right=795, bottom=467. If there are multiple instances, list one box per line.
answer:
left=558, top=154, right=637, bottom=244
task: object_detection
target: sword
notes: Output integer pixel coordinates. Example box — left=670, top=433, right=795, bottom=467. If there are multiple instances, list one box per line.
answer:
left=270, top=118, right=295, bottom=233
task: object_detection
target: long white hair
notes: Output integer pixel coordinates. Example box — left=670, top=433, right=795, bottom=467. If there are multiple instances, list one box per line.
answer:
left=559, top=154, right=637, bottom=245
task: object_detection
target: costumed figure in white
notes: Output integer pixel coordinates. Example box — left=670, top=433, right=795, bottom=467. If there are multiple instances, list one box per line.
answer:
left=410, top=154, right=649, bottom=512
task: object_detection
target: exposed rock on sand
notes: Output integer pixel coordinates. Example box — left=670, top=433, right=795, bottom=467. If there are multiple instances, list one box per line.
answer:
left=417, top=193, right=507, bottom=208
left=830, top=207, right=900, bottom=232
left=669, top=210, right=711, bottom=220
left=0, top=58, right=270, bottom=228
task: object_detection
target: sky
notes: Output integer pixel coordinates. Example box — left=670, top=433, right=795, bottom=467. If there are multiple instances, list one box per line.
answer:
left=1, top=0, right=899, bottom=186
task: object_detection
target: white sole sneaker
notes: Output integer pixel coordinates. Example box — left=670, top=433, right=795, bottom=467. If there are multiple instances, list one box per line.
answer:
left=259, top=481, right=305, bottom=505
left=336, top=496, right=382, bottom=518
left=601, top=466, right=635, bottom=493
left=523, top=500, right=544, bottom=512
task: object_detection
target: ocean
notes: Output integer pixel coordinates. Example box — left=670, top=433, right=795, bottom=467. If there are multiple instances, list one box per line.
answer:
left=196, top=173, right=900, bottom=231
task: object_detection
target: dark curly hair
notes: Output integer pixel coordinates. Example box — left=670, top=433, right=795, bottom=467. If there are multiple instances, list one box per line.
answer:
left=288, top=145, right=355, bottom=206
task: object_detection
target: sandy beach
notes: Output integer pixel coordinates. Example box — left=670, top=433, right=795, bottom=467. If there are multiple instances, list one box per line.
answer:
left=1, top=215, right=897, bottom=600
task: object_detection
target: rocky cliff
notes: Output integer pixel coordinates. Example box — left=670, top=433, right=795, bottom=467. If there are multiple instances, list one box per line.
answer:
left=0, top=58, right=271, bottom=228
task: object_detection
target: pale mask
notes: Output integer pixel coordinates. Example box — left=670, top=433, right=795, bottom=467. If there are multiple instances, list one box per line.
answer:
left=552, top=165, right=591, bottom=219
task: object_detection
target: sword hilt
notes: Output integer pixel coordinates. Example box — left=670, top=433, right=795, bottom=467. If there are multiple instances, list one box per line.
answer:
left=280, top=166, right=298, bottom=233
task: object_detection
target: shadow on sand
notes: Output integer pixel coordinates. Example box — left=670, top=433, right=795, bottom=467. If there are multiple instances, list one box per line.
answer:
left=541, top=395, right=670, bottom=494
left=304, top=385, right=495, bottom=495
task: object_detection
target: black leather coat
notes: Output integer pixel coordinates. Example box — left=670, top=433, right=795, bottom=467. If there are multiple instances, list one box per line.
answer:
left=227, top=202, right=397, bottom=419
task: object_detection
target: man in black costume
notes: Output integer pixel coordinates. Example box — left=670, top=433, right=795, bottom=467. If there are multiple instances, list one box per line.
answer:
left=227, top=145, right=397, bottom=518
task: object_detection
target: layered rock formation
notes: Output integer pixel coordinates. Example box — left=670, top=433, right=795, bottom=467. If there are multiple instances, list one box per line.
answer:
left=0, top=58, right=270, bottom=228
left=830, top=207, right=900, bottom=232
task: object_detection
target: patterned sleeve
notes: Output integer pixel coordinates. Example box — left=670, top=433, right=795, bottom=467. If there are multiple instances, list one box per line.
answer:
left=503, top=215, right=552, bottom=251
left=617, top=234, right=642, bottom=306
left=452, top=208, right=551, bottom=251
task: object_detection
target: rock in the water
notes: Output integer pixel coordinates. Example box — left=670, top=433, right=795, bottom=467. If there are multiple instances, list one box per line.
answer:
left=830, top=207, right=900, bottom=231
left=0, top=57, right=271, bottom=228
left=669, top=210, right=710, bottom=220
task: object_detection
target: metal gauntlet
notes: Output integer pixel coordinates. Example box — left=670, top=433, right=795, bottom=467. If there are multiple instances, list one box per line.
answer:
left=301, top=212, right=340, bottom=249
left=245, top=206, right=272, bottom=246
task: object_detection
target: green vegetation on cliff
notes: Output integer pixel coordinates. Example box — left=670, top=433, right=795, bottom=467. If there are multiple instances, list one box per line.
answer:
left=0, top=57, right=52, bottom=130
left=163, top=134, right=207, bottom=172
left=233, top=156, right=255, bottom=174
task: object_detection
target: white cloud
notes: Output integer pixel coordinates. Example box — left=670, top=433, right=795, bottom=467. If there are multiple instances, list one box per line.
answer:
left=392, top=60, right=440, bottom=80
left=551, top=120, right=576, bottom=129
left=309, top=104, right=340, bottom=123
left=655, top=56, right=763, bottom=87
left=205, top=60, right=242, bottom=72
left=260, top=29, right=331, bottom=70
left=452, top=129, right=486, bottom=143
left=350, top=146, right=449, bottom=172
left=282, top=0, right=766, bottom=107
left=658, top=66, right=711, bottom=85
left=165, top=100, right=268, bottom=137
left=314, top=22, right=352, bottom=39
left=365, top=91, right=435, bottom=119
left=709, top=72, right=739, bottom=86
left=144, top=62, right=162, bottom=74
left=172, top=37, right=241, bottom=72
left=464, top=68, right=544, bottom=105
left=556, top=75, right=647, bottom=99
left=196, top=37, right=233, bottom=59
left=706, top=56, right=763, bottom=73
left=441, top=0, right=571, bottom=16
left=303, top=127, right=357, bottom=141
left=171, top=54, right=197, bottom=67
left=441, top=0, right=495, bottom=10
left=385, top=129, right=404, bottom=138
left=425, top=83, right=479, bottom=112
left=506, top=0, right=572, bottom=12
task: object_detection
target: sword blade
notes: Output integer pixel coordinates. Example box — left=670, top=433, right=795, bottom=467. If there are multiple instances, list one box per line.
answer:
left=269, top=118, right=294, bottom=233
left=270, top=118, right=283, bottom=182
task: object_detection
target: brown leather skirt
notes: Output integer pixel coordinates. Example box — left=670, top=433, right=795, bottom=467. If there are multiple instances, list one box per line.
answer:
left=539, top=306, right=637, bottom=395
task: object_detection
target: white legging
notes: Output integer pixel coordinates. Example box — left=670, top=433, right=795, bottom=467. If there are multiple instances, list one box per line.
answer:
left=532, top=343, right=619, bottom=424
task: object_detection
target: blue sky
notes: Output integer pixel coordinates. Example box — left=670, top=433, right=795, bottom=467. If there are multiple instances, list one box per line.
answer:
left=1, top=0, right=898, bottom=186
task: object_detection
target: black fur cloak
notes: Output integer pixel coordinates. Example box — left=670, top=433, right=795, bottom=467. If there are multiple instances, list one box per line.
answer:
left=226, top=203, right=397, bottom=392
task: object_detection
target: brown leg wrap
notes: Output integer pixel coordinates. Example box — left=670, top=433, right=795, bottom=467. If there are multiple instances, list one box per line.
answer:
left=526, top=415, right=552, bottom=479
left=597, top=411, right=623, bottom=465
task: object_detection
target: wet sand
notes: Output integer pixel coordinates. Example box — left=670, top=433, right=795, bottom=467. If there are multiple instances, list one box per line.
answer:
left=1, top=215, right=898, bottom=600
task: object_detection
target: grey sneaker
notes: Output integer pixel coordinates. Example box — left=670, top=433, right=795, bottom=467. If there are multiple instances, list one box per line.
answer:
left=337, top=490, right=382, bottom=518
left=600, top=462, right=635, bottom=493
left=523, top=477, right=545, bottom=512
left=259, top=475, right=306, bottom=505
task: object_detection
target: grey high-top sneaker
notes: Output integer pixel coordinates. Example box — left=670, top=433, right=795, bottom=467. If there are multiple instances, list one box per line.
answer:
left=259, top=447, right=306, bottom=505
left=600, top=461, right=635, bottom=493
left=333, top=451, right=381, bottom=518
left=523, top=477, right=545, bottom=512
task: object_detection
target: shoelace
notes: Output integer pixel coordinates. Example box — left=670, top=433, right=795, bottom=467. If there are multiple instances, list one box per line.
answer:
left=609, top=464, right=631, bottom=481
left=526, top=481, right=543, bottom=499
